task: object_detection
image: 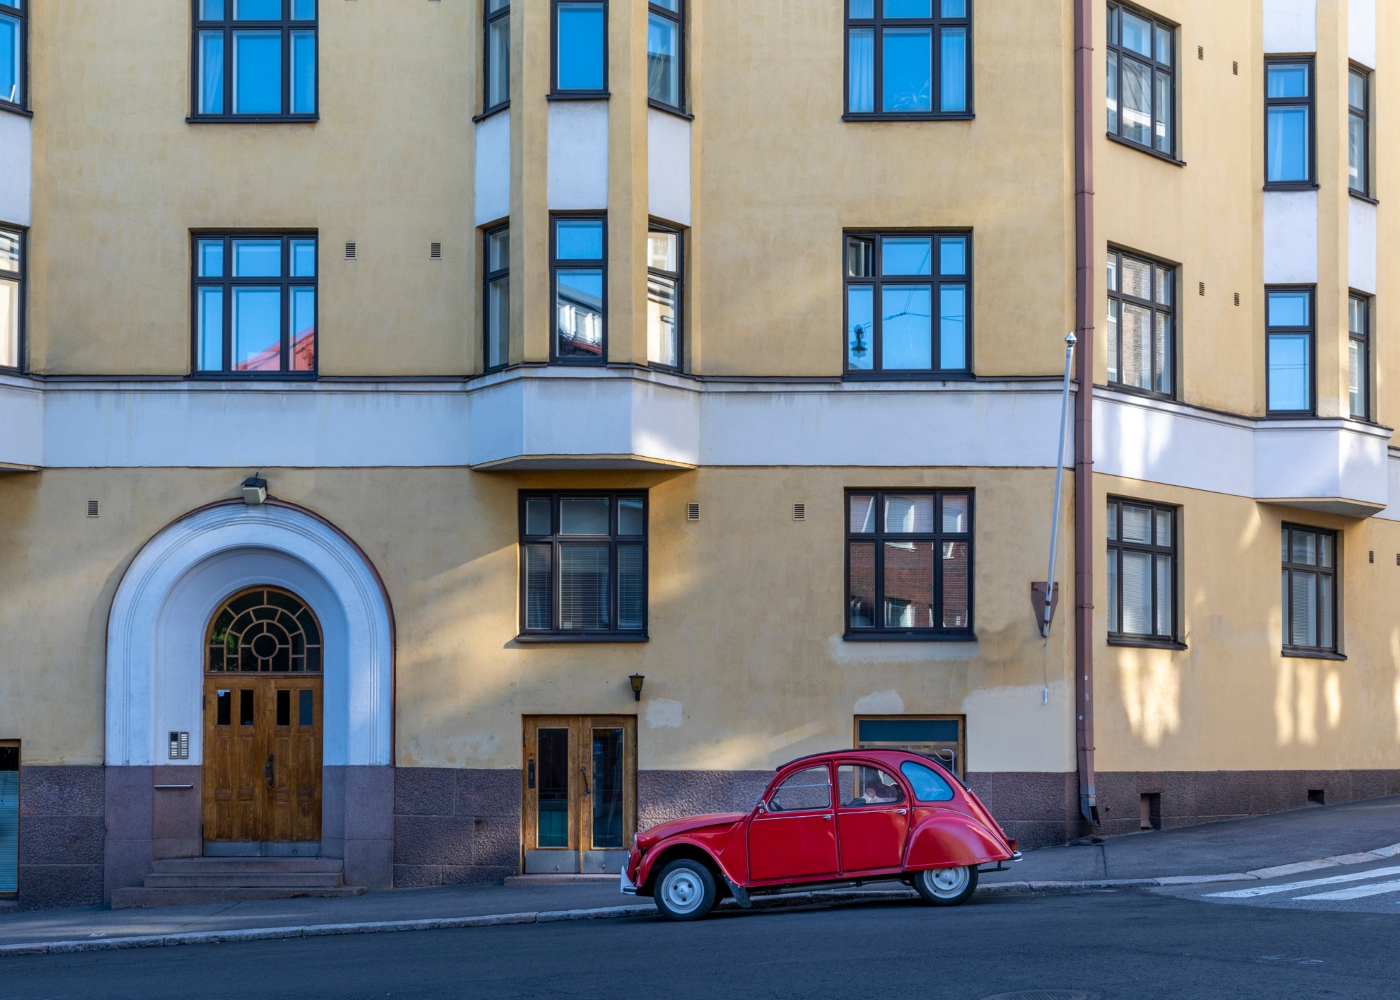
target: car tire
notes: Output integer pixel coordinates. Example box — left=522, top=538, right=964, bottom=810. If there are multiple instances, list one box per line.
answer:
left=653, top=859, right=718, bottom=921
left=912, top=865, right=978, bottom=906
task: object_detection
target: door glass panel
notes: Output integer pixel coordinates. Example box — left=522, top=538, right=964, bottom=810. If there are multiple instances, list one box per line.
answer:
left=537, top=728, right=569, bottom=847
left=217, top=689, right=232, bottom=725
left=591, top=728, right=624, bottom=848
left=276, top=689, right=290, bottom=726
left=0, top=746, right=16, bottom=895
left=768, top=766, right=831, bottom=812
left=239, top=689, right=254, bottom=725
left=298, top=689, right=313, bottom=726
left=837, top=765, right=905, bottom=807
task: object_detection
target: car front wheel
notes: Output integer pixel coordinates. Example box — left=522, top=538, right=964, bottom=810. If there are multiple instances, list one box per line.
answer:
left=653, top=859, right=718, bottom=921
left=912, top=865, right=978, bottom=906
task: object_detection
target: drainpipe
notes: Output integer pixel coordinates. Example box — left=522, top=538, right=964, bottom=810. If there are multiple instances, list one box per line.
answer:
left=1072, top=0, right=1100, bottom=829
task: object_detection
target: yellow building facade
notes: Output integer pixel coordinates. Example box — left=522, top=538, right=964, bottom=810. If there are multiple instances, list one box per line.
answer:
left=0, top=0, right=1395, bottom=906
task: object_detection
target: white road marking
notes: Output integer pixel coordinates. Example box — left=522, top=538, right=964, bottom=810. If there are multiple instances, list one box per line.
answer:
left=1294, top=878, right=1400, bottom=902
left=1204, top=865, right=1400, bottom=899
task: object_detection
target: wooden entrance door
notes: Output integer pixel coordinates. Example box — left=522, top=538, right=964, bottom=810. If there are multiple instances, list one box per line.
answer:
left=204, top=676, right=323, bottom=844
left=522, top=716, right=636, bottom=874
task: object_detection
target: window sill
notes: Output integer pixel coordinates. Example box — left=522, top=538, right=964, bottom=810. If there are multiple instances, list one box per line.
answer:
left=843, top=371, right=976, bottom=382
left=187, top=372, right=319, bottom=381
left=1265, top=409, right=1317, bottom=419
left=186, top=115, right=319, bottom=124
left=547, top=92, right=611, bottom=101
left=1108, top=636, right=1187, bottom=651
left=1282, top=648, right=1346, bottom=661
left=0, top=101, right=33, bottom=119
left=549, top=358, right=608, bottom=366
left=1263, top=182, right=1319, bottom=192
left=1105, top=381, right=1176, bottom=403
left=842, top=112, right=974, bottom=122
left=514, top=633, right=649, bottom=644
left=843, top=632, right=978, bottom=642
left=1105, top=132, right=1185, bottom=166
left=648, top=99, right=693, bottom=120
left=473, top=102, right=509, bottom=124
left=1349, top=190, right=1380, bottom=206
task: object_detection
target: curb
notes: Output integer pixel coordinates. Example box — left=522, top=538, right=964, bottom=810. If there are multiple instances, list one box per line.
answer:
left=5, top=841, right=1399, bottom=958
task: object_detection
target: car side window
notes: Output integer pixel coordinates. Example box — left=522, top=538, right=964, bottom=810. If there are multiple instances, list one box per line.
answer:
left=838, top=764, right=906, bottom=808
left=899, top=761, right=954, bottom=802
left=767, top=766, right=832, bottom=812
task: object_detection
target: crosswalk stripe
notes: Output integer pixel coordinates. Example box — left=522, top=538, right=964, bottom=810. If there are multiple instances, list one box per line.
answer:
left=1294, top=878, right=1400, bottom=902
left=1205, top=865, right=1400, bottom=899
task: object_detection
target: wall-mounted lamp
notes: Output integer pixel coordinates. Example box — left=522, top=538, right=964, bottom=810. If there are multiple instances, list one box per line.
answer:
left=241, top=474, right=268, bottom=506
left=629, top=674, right=645, bottom=702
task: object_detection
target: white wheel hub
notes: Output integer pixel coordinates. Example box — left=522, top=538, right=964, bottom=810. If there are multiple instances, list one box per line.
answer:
left=660, top=868, right=704, bottom=913
left=923, top=866, right=969, bottom=898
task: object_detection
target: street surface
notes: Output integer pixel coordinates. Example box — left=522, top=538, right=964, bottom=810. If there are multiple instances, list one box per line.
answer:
left=1161, top=854, right=1400, bottom=915
left=3, top=884, right=1397, bottom=999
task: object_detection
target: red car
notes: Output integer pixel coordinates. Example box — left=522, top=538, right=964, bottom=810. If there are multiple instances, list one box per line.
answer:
left=621, top=749, right=1019, bottom=920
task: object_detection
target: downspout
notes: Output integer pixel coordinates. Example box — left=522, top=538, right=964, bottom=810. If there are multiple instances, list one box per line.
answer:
left=1072, top=0, right=1100, bottom=828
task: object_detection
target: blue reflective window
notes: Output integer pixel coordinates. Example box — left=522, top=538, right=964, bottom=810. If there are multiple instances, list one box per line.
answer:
left=195, top=0, right=317, bottom=117
left=899, top=761, right=954, bottom=802
left=845, top=232, right=971, bottom=376
left=556, top=1, right=604, bottom=92
left=845, top=0, right=968, bottom=117
left=0, top=2, right=23, bottom=108
left=1266, top=289, right=1313, bottom=414
left=1265, top=60, right=1312, bottom=184
left=1106, top=3, right=1174, bottom=156
left=552, top=216, right=607, bottom=363
left=194, top=235, right=318, bottom=375
left=556, top=219, right=604, bottom=260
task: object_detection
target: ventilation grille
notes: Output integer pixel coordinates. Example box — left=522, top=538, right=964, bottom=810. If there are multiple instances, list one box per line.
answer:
left=686, top=503, right=700, bottom=521
left=1198, top=281, right=1205, bottom=296
left=87, top=500, right=100, bottom=517
left=793, top=503, right=806, bottom=521
left=1232, top=61, right=1239, bottom=76
left=1234, top=292, right=1240, bottom=307
left=345, top=242, right=357, bottom=260
left=430, top=242, right=442, bottom=259
left=1197, top=45, right=1204, bottom=60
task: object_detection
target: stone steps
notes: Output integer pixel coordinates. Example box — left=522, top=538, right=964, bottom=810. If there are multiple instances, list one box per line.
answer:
left=110, top=856, right=365, bottom=909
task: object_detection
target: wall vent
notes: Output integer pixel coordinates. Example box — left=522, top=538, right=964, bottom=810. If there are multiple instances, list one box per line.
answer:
left=345, top=242, right=357, bottom=260
left=1198, top=281, right=1205, bottom=296
left=430, top=242, right=442, bottom=259
left=1197, top=45, right=1204, bottom=60
left=1234, top=292, right=1240, bottom=307
left=1232, top=61, right=1238, bottom=76
left=793, top=503, right=806, bottom=520
left=1370, top=550, right=1375, bottom=564
left=87, top=500, right=100, bottom=517
left=686, top=503, right=700, bottom=521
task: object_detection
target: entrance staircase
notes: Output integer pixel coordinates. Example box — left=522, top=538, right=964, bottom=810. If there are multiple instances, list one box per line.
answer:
left=110, top=857, right=365, bottom=909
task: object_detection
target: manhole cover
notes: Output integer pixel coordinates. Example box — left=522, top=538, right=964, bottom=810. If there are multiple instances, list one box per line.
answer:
left=980, top=992, right=1096, bottom=1000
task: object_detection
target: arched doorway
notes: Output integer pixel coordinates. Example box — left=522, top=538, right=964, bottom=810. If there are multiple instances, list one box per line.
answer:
left=203, top=587, right=324, bottom=849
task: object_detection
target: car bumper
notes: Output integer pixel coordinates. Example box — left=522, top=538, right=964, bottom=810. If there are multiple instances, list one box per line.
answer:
left=620, top=867, right=637, bottom=895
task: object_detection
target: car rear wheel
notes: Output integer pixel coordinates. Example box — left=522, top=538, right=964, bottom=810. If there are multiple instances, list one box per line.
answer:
left=913, top=865, right=978, bottom=906
left=653, top=859, right=718, bottom=921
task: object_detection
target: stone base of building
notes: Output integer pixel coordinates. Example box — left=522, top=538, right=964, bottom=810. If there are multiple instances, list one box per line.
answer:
left=13, top=765, right=1400, bottom=907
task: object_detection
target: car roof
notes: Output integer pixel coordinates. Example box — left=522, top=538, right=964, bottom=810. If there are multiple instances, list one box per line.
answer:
left=777, top=748, right=967, bottom=787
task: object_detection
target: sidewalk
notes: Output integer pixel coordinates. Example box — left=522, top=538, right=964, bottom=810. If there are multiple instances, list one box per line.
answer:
left=4, top=794, right=1398, bottom=955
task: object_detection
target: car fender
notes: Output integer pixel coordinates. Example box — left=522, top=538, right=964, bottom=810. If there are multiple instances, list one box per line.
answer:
left=637, top=837, right=742, bottom=891
left=904, top=811, right=1013, bottom=870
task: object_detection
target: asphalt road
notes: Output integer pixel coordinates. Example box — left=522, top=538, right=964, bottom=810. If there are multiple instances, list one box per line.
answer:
left=2, top=887, right=1396, bottom=1000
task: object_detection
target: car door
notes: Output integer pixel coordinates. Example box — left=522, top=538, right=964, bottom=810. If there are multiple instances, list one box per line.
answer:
left=835, top=762, right=910, bottom=872
left=747, top=764, right=839, bottom=882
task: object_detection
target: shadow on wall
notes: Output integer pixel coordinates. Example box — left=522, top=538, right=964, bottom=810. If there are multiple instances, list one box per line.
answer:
left=1119, top=647, right=1180, bottom=748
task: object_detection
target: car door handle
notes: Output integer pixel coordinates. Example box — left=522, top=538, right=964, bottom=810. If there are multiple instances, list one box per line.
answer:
left=823, top=814, right=832, bottom=821
left=896, top=808, right=907, bottom=815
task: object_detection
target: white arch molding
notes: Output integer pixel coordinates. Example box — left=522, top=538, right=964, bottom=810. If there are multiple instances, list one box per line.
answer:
left=106, top=501, right=394, bottom=768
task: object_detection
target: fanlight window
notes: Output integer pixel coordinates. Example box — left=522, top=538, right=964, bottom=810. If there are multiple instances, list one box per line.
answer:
left=207, top=588, right=322, bottom=673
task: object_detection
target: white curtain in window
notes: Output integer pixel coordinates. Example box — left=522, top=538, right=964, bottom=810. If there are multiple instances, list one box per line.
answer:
left=849, top=29, right=874, bottom=113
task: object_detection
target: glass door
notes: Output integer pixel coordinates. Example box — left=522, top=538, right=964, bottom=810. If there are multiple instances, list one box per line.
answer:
left=522, top=716, right=636, bottom=874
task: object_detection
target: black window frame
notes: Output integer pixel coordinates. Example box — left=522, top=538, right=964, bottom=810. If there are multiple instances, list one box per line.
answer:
left=483, top=222, right=510, bottom=372
left=190, top=231, right=319, bottom=378
left=844, top=489, right=975, bottom=641
left=1105, top=497, right=1180, bottom=648
left=1348, top=292, right=1370, bottom=421
left=190, top=0, right=319, bottom=123
left=518, top=491, right=649, bottom=641
left=0, top=223, right=23, bottom=373
left=646, top=221, right=683, bottom=371
left=1348, top=64, right=1371, bottom=198
left=843, top=230, right=972, bottom=379
left=1264, top=56, right=1315, bottom=190
left=0, top=0, right=27, bottom=114
left=646, top=0, right=684, bottom=114
left=1105, top=2, right=1177, bottom=160
left=843, top=0, right=973, bottom=121
left=1281, top=523, right=1340, bottom=658
left=1106, top=247, right=1175, bottom=399
left=482, top=0, right=510, bottom=116
left=1265, top=284, right=1315, bottom=417
left=550, top=0, right=609, bottom=99
left=550, top=213, right=608, bottom=365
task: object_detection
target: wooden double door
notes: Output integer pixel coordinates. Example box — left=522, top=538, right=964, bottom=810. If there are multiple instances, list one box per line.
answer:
left=522, top=716, right=636, bottom=874
left=203, top=675, right=323, bottom=845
